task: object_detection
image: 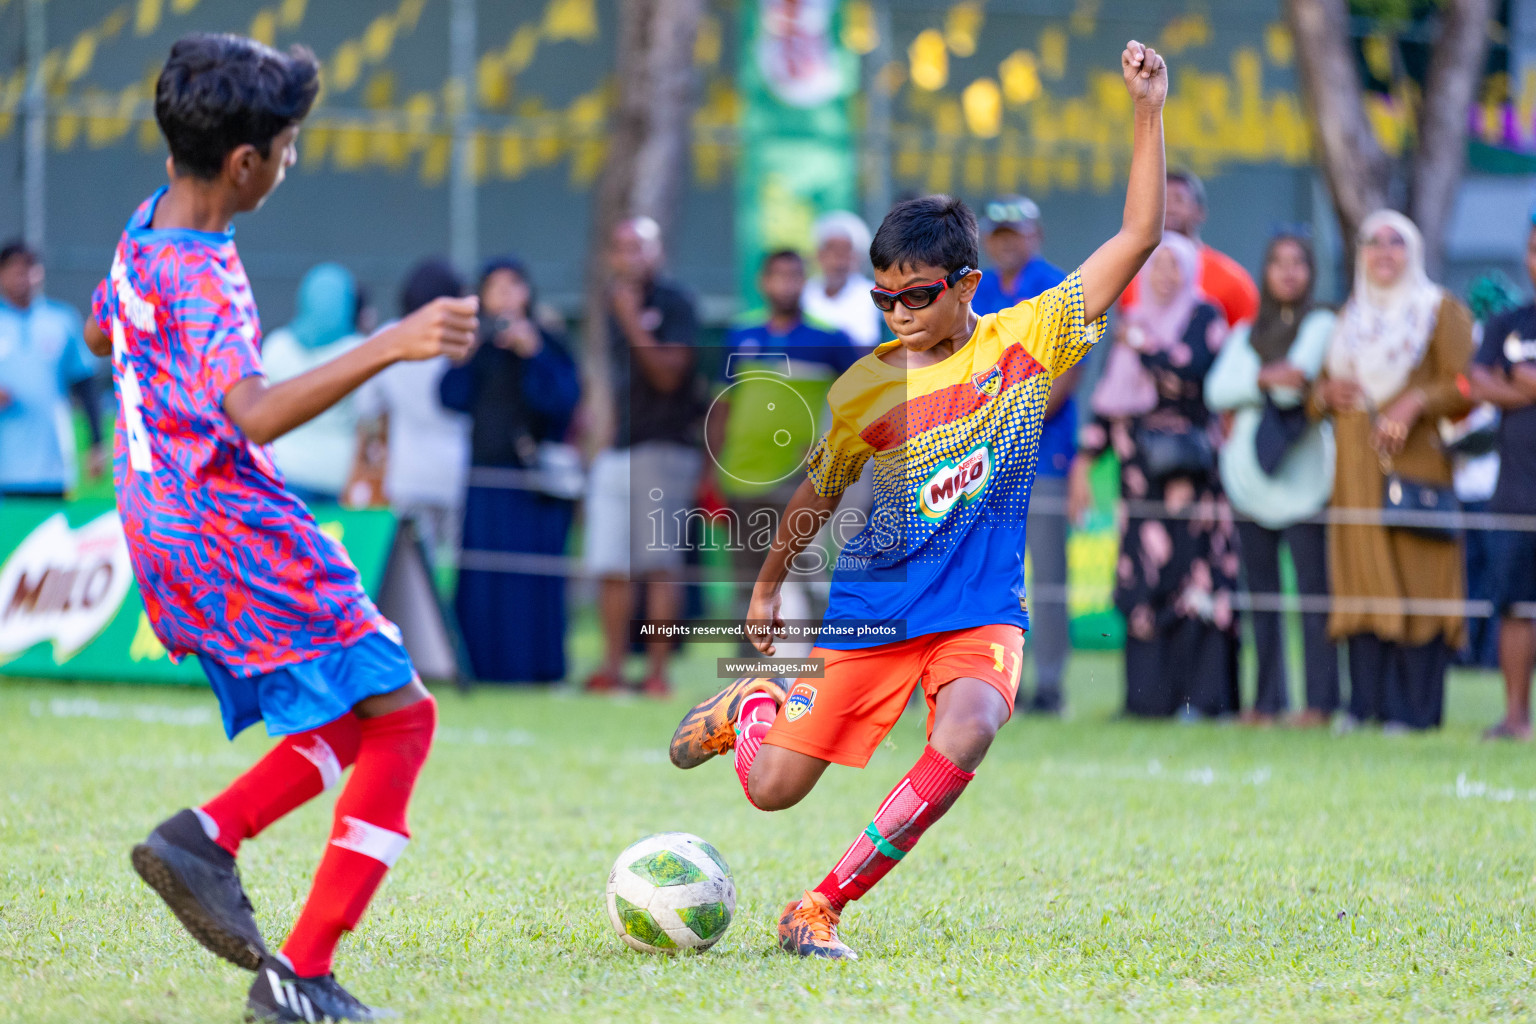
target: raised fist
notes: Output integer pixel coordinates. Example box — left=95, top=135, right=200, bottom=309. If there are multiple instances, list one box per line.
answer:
left=1122, top=40, right=1168, bottom=110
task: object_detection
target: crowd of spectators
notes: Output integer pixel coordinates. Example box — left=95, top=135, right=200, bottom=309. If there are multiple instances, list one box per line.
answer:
left=2, top=173, right=1534, bottom=737
left=1073, top=175, right=1535, bottom=736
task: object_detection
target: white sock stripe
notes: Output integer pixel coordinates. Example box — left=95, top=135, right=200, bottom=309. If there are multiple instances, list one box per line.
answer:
left=886, top=798, right=929, bottom=845
left=292, top=735, right=343, bottom=790
left=192, top=806, right=221, bottom=842
left=830, top=836, right=873, bottom=879
left=870, top=779, right=912, bottom=822
left=843, top=850, right=880, bottom=885
left=736, top=694, right=775, bottom=728
left=330, top=815, right=409, bottom=867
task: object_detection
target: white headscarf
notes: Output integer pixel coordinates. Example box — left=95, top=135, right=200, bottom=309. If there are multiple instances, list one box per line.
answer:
left=1326, top=209, right=1442, bottom=407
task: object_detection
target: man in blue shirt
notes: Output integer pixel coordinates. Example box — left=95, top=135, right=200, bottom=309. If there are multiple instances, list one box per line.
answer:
left=707, top=250, right=860, bottom=656
left=970, top=197, right=1076, bottom=715
left=0, top=241, right=103, bottom=498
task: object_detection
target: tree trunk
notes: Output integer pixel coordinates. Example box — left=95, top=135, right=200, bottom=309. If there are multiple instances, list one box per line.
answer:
left=1409, top=0, right=1494, bottom=280
left=578, top=0, right=704, bottom=454
left=1284, top=0, right=1392, bottom=274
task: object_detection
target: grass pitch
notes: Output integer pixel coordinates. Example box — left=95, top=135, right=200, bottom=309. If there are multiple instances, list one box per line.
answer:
left=3, top=647, right=1534, bottom=1023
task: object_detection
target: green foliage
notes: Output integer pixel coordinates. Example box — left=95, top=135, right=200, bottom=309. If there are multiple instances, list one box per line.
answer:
left=1, top=651, right=1530, bottom=1023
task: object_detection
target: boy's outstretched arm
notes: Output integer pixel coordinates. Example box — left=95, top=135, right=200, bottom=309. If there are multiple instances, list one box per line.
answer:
left=1078, top=40, right=1168, bottom=324
left=224, top=295, right=478, bottom=445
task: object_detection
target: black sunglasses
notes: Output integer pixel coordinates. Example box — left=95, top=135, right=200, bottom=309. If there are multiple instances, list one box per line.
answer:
left=870, top=265, right=974, bottom=312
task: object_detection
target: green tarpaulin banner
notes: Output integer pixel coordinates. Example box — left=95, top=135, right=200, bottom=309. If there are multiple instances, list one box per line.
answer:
left=0, top=498, right=398, bottom=684
left=736, top=0, right=859, bottom=300
left=1063, top=457, right=1127, bottom=650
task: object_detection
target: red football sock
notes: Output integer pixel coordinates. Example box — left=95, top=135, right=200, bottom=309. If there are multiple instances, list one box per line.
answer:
left=813, top=744, right=974, bottom=912
left=734, top=691, right=778, bottom=809
left=199, top=713, right=364, bottom=856
left=281, top=696, right=436, bottom=977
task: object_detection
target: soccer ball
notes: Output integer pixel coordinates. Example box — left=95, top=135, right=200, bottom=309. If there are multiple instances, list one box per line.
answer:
left=606, top=832, right=735, bottom=953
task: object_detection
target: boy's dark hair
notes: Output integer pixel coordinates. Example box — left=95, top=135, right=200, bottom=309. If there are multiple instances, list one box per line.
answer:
left=761, top=249, right=804, bottom=273
left=155, top=33, right=320, bottom=180
left=1167, top=169, right=1206, bottom=210
left=869, top=195, right=979, bottom=274
left=0, top=240, right=37, bottom=268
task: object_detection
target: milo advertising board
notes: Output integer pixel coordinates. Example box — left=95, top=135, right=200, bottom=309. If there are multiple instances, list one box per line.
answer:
left=0, top=498, right=398, bottom=684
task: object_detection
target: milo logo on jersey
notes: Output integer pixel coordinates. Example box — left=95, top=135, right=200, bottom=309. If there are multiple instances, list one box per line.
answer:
left=919, top=443, right=993, bottom=520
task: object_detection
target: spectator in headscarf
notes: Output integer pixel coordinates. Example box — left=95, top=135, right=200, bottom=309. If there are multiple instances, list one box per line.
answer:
left=1205, top=232, right=1339, bottom=725
left=1311, top=210, right=1473, bottom=731
left=440, top=257, right=581, bottom=684
left=354, top=259, right=472, bottom=563
left=1073, top=233, right=1239, bottom=718
left=263, top=262, right=366, bottom=505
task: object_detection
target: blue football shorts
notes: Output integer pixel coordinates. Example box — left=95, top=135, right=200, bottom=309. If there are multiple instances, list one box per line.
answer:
left=199, top=629, right=418, bottom=739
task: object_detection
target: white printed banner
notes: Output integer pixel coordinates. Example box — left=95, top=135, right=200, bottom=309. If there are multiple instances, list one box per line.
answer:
left=0, top=512, right=133, bottom=662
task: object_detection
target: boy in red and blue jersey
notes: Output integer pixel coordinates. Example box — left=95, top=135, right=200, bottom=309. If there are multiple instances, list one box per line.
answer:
left=86, top=34, right=477, bottom=1022
left=669, top=41, right=1170, bottom=960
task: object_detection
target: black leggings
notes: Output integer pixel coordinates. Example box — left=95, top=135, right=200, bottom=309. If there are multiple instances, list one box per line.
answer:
left=1124, top=617, right=1239, bottom=717
left=1236, top=520, right=1340, bottom=714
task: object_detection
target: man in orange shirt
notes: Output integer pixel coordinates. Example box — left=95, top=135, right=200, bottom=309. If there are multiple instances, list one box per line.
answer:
left=1119, top=170, right=1258, bottom=326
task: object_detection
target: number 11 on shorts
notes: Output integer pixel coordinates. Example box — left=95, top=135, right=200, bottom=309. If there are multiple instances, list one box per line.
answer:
left=990, top=642, right=1021, bottom=688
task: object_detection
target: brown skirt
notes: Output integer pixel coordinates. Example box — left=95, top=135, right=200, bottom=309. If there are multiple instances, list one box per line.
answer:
left=1326, top=409, right=1465, bottom=648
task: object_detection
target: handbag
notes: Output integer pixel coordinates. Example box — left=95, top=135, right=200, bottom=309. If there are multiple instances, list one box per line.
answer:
left=1381, top=472, right=1460, bottom=541
left=1254, top=397, right=1309, bottom=476
left=1136, top=425, right=1215, bottom=484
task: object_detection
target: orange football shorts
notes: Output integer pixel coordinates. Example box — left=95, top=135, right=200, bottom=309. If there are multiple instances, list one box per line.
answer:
left=762, top=623, right=1024, bottom=768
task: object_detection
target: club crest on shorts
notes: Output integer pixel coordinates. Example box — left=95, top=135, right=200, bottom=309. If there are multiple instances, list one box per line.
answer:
left=972, top=364, right=1002, bottom=397
left=784, top=682, right=818, bottom=722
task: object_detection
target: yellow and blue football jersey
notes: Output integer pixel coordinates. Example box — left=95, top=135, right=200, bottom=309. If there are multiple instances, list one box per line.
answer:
left=805, top=270, right=1105, bottom=648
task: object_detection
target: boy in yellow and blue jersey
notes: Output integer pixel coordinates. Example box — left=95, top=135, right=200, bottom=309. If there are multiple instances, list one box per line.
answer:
left=670, top=40, right=1172, bottom=959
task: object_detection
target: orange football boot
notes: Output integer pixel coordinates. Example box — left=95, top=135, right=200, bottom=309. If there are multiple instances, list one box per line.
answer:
left=668, top=676, right=788, bottom=769
left=777, top=890, right=857, bottom=960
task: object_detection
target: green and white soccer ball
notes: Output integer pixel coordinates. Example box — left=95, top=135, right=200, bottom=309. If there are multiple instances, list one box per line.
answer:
left=606, top=832, right=735, bottom=953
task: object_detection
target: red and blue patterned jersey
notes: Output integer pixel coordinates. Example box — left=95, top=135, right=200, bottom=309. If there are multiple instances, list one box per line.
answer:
left=92, top=188, right=386, bottom=676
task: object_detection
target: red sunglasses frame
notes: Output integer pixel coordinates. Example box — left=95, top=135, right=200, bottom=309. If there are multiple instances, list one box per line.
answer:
left=869, top=265, right=974, bottom=312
